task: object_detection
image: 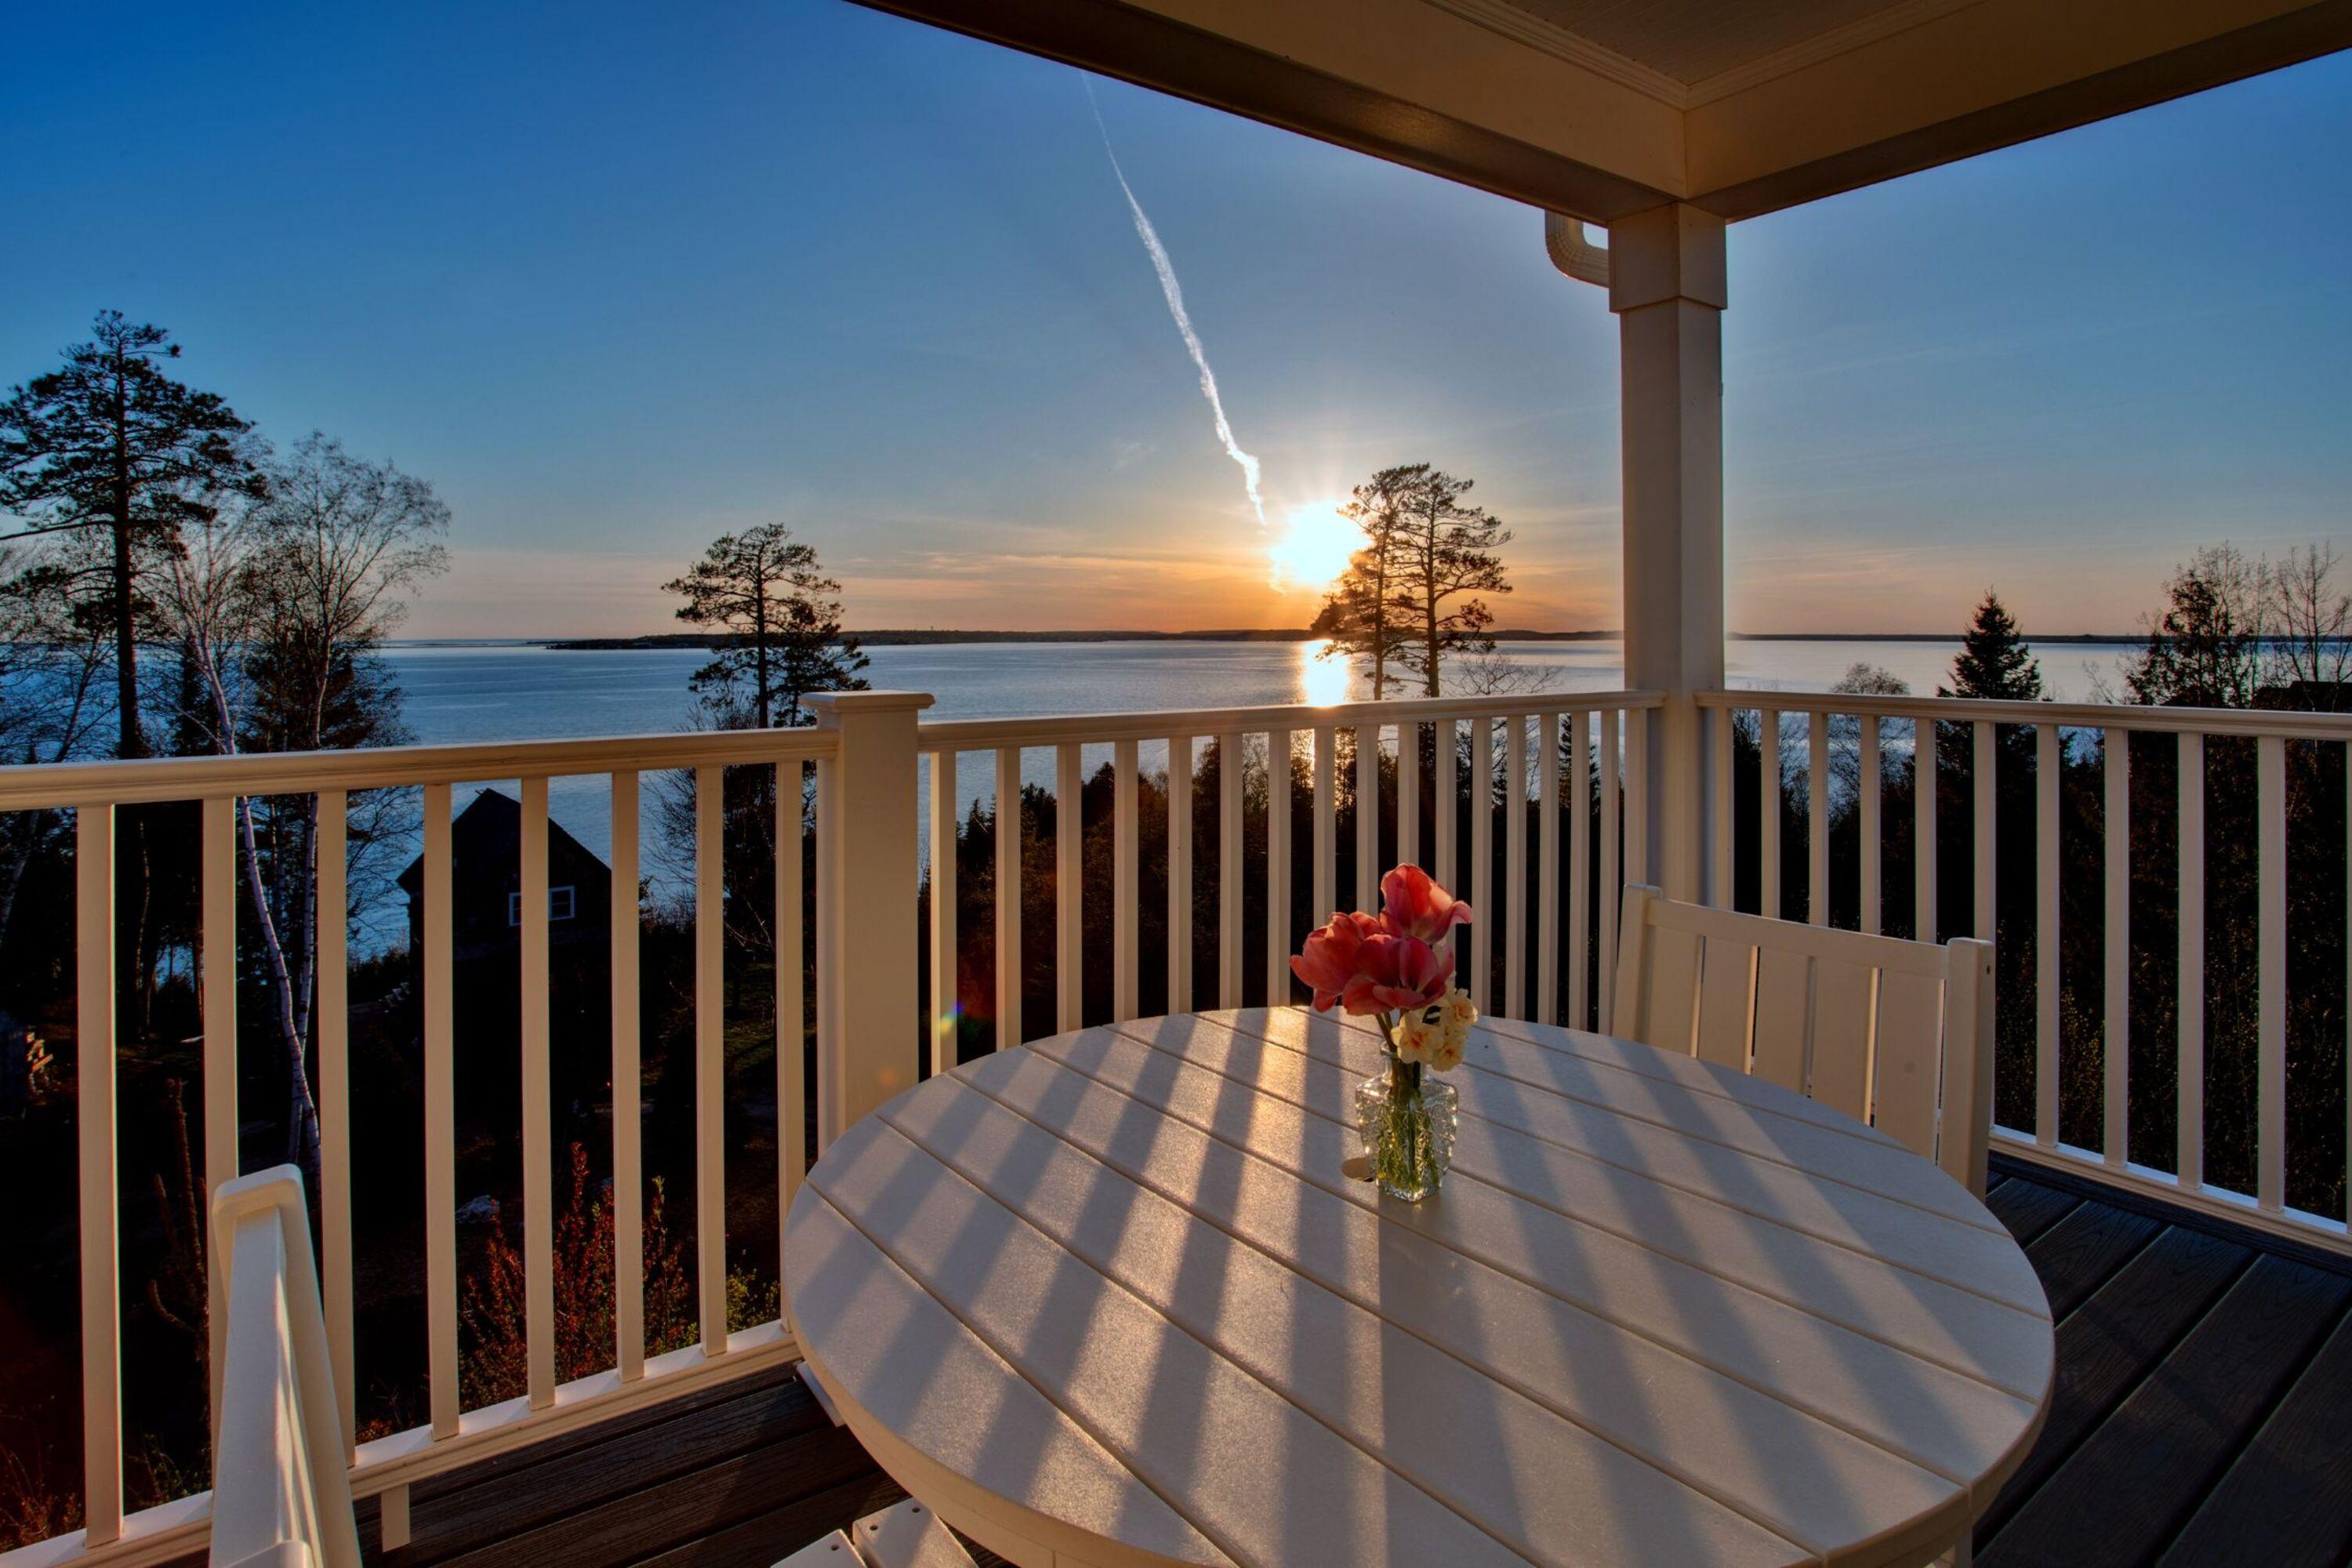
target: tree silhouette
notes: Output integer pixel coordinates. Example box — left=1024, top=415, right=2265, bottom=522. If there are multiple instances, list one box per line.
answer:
left=0, top=312, right=263, bottom=756
left=663, top=522, right=867, bottom=729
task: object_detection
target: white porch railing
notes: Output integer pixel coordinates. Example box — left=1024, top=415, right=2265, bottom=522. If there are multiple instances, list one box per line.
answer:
left=13, top=678, right=2349, bottom=1565
left=916, top=691, right=1662, bottom=1060
left=0, top=721, right=853, bottom=1566
left=1698, top=688, right=2352, bottom=1254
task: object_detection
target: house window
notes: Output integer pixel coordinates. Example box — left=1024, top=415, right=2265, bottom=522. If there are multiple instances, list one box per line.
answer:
left=509, top=887, right=579, bottom=925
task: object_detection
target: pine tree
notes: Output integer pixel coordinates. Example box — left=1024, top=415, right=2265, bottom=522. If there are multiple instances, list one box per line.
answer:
left=0, top=312, right=263, bottom=757
left=2122, top=545, right=2263, bottom=710
left=1940, top=590, right=2045, bottom=701
left=664, top=523, right=869, bottom=728
left=1310, top=468, right=1415, bottom=697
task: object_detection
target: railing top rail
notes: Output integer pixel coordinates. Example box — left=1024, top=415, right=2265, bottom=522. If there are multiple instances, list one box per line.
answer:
left=918, top=689, right=1664, bottom=753
left=0, top=726, right=840, bottom=812
left=1699, top=687, right=2352, bottom=742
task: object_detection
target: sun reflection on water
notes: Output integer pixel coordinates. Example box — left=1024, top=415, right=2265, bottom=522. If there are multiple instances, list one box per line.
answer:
left=1298, top=638, right=1355, bottom=706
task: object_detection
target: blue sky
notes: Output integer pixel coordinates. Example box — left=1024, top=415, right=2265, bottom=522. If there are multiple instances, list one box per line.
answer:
left=4, top=2, right=2348, bottom=636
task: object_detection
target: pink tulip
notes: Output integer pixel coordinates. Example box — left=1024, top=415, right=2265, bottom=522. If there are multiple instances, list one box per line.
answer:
left=1378, top=865, right=1472, bottom=943
left=1290, top=911, right=1382, bottom=1012
left=1338, top=934, right=1455, bottom=1015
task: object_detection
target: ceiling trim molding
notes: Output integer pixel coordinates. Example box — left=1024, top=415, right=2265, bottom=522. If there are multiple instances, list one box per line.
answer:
left=1418, top=0, right=1691, bottom=105
left=1679, top=0, right=1988, bottom=106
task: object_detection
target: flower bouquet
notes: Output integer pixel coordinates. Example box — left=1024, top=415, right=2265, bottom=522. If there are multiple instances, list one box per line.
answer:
left=1290, top=866, right=1478, bottom=1200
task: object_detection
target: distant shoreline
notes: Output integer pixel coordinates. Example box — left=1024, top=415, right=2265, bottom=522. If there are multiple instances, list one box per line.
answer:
left=531, top=629, right=2139, bottom=650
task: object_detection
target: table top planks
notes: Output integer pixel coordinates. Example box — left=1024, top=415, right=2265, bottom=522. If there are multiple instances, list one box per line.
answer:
left=785, top=1007, right=2055, bottom=1568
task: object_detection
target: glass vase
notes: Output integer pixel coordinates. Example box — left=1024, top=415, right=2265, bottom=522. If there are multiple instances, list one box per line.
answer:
left=1355, top=1055, right=1457, bottom=1202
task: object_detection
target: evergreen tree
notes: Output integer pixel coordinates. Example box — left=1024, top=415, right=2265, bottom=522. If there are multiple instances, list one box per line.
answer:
left=1940, top=590, right=2045, bottom=701
left=1310, top=469, right=1415, bottom=697
left=2123, top=545, right=2264, bottom=710
left=664, top=523, right=867, bottom=728
left=1391, top=465, right=1511, bottom=696
left=0, top=312, right=263, bottom=756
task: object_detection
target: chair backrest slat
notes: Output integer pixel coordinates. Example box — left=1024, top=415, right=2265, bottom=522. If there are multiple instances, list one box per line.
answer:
left=1642, top=923, right=1704, bottom=1055
left=1693, top=938, right=1756, bottom=1073
left=1872, top=970, right=1944, bottom=1159
left=1749, top=945, right=1812, bottom=1098
left=1608, top=885, right=1994, bottom=1195
left=1808, top=959, right=1875, bottom=1122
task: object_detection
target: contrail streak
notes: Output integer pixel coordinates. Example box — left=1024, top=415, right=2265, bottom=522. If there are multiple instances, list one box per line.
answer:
left=1086, top=81, right=1266, bottom=528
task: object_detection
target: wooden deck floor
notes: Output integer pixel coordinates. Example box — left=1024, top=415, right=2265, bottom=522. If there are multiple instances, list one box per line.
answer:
left=1976, top=1155, right=2352, bottom=1567
left=163, top=1156, right=2352, bottom=1567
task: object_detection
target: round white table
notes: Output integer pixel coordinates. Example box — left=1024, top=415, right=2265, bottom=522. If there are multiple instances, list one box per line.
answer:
left=783, top=1006, right=2053, bottom=1568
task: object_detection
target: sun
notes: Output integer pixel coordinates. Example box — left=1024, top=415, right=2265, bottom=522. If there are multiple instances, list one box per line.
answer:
left=1268, top=501, right=1362, bottom=590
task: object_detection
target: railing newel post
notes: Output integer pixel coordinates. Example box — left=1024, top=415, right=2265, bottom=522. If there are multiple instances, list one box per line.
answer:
left=810, top=692, right=934, bottom=1145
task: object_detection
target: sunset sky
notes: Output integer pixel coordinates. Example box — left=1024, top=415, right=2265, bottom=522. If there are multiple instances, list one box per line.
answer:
left=5, top=2, right=2350, bottom=638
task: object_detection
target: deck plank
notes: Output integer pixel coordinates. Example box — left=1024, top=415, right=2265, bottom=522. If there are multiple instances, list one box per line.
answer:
left=2158, top=1309, right=2352, bottom=1567
left=384, top=1366, right=831, bottom=1562
left=1984, top=1177, right=2079, bottom=1247
left=2023, top=1201, right=2163, bottom=1321
left=1979, top=1252, right=2352, bottom=1566
left=431, top=1419, right=885, bottom=1567
left=1973, top=1221, right=2252, bottom=1543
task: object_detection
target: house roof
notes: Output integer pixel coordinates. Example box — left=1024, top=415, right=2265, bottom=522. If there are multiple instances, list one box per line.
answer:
left=853, top=0, right=2352, bottom=220
left=394, top=787, right=610, bottom=899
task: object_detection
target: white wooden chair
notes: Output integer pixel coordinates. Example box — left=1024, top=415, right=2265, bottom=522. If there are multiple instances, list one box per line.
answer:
left=773, top=1498, right=976, bottom=1568
left=1609, top=885, right=1996, bottom=1196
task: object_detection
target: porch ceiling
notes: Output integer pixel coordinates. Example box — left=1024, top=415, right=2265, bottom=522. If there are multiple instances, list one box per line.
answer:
left=848, top=0, right=2352, bottom=220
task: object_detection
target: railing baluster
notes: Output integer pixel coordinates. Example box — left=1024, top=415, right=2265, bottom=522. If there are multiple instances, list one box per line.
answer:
left=1397, top=720, right=1421, bottom=870
left=693, top=765, right=726, bottom=1355
left=1056, top=742, right=1083, bottom=1033
left=1709, top=706, right=1734, bottom=909
left=1114, top=738, right=1138, bottom=1022
left=1263, top=729, right=1289, bottom=1004
left=779, top=761, right=807, bottom=1230
left=1314, top=725, right=1338, bottom=924
left=201, top=796, right=238, bottom=1424
left=1597, top=710, right=1621, bottom=1023
left=1170, top=735, right=1194, bottom=1011
left=1757, top=708, right=1780, bottom=920
left=316, top=788, right=353, bottom=1450
left=995, top=746, right=1022, bottom=1051
left=1974, top=719, right=1997, bottom=943
left=2036, top=724, right=2061, bottom=1150
left=521, top=777, right=554, bottom=1406
left=1537, top=712, right=1559, bottom=1025
left=75, top=803, right=120, bottom=1544
left=1915, top=717, right=1936, bottom=943
left=1219, top=731, right=1244, bottom=1008
left=1624, top=709, right=1649, bottom=889
left=2177, top=735, right=2204, bottom=1193
left=2259, top=734, right=2286, bottom=1211
left=1470, top=715, right=1494, bottom=1015
left=1567, top=713, right=1592, bottom=1029
left=927, top=754, right=956, bottom=1077
left=2103, top=733, right=2129, bottom=1168
left=423, top=781, right=457, bottom=1434
left=1356, top=724, right=1379, bottom=908
left=611, top=772, right=644, bottom=1380
left=1504, top=715, right=1528, bottom=1018
left=1433, top=720, right=1457, bottom=905
left=1859, top=716, right=1882, bottom=935
left=1808, top=713, right=1830, bottom=926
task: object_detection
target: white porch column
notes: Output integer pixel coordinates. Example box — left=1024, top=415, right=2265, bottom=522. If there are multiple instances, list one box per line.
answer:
left=1611, top=204, right=1726, bottom=903
left=809, top=690, right=933, bottom=1145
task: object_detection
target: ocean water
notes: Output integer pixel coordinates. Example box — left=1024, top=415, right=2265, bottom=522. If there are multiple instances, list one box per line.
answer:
left=384, top=635, right=2139, bottom=748
left=373, top=637, right=2138, bottom=897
